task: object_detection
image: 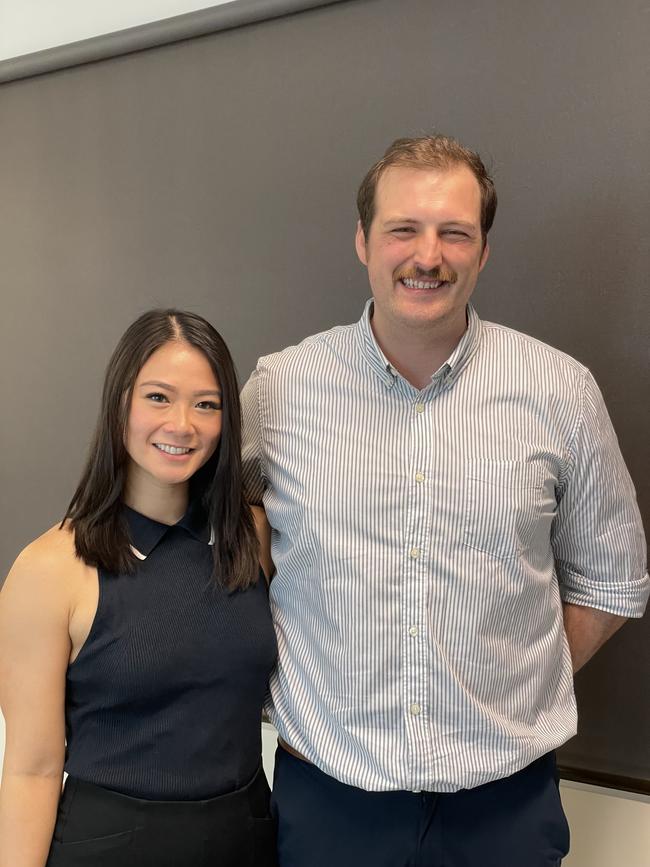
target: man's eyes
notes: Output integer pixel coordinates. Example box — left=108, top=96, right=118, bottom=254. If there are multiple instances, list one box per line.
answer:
left=389, top=227, right=470, bottom=238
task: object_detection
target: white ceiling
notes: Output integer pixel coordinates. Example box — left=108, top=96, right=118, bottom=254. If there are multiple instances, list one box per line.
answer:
left=0, top=0, right=238, bottom=61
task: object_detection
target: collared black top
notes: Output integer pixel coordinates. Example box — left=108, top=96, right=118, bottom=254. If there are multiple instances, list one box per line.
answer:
left=64, top=503, right=277, bottom=800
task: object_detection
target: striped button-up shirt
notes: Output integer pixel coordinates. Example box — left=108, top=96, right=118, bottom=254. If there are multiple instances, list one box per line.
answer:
left=241, top=301, right=648, bottom=792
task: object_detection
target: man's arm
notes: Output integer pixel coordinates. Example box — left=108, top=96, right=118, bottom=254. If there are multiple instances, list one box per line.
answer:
left=553, top=371, right=649, bottom=639
left=562, top=603, right=627, bottom=673
left=240, top=367, right=265, bottom=506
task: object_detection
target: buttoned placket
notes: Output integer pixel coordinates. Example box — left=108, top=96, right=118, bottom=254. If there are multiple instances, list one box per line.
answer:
left=350, top=302, right=484, bottom=790
left=398, top=371, right=449, bottom=791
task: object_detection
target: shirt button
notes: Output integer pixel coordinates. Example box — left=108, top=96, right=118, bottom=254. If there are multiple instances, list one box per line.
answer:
left=415, top=402, right=425, bottom=413
left=409, top=547, right=421, bottom=559
left=414, top=472, right=425, bottom=483
left=408, top=625, right=419, bottom=637
left=409, top=703, right=422, bottom=716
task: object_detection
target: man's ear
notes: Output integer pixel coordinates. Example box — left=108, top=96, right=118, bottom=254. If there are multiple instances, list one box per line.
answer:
left=355, top=220, right=369, bottom=266
left=479, top=240, right=490, bottom=272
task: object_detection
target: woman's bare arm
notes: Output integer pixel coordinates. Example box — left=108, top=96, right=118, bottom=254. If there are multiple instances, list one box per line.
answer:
left=0, top=530, right=73, bottom=867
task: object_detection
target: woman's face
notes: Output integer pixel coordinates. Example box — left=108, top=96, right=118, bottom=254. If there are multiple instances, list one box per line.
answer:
left=125, top=340, right=222, bottom=493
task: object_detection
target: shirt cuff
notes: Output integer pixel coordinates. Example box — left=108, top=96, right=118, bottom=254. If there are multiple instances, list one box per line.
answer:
left=559, top=569, right=650, bottom=618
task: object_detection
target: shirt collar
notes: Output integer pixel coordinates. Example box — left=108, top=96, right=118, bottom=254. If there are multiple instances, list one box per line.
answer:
left=124, top=500, right=214, bottom=561
left=355, top=298, right=482, bottom=389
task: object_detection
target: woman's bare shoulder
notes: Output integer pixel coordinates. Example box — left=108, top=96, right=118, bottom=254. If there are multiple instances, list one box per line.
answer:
left=6, top=522, right=81, bottom=590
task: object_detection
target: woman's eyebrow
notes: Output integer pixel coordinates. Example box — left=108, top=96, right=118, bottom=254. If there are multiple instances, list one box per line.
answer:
left=137, top=380, right=221, bottom=397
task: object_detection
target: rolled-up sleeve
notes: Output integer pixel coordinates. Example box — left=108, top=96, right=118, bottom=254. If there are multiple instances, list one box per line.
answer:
left=241, top=366, right=266, bottom=506
left=553, top=370, right=649, bottom=617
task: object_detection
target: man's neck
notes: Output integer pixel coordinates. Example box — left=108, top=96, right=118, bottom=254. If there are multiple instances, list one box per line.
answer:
left=370, top=312, right=467, bottom=390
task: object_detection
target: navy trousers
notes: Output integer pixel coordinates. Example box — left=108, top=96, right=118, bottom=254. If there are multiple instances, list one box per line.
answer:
left=271, top=747, right=570, bottom=867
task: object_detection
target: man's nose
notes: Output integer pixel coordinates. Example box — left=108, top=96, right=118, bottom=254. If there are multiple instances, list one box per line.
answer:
left=413, top=232, right=443, bottom=271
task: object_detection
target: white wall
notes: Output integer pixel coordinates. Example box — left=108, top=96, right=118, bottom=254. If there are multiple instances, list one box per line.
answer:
left=560, top=782, right=650, bottom=867
left=0, top=0, right=238, bottom=60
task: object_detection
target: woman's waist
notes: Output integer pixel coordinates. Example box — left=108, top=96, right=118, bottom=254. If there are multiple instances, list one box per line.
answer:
left=64, top=722, right=265, bottom=801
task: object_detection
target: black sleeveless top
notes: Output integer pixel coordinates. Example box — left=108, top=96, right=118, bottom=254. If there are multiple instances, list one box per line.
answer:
left=64, top=504, right=277, bottom=800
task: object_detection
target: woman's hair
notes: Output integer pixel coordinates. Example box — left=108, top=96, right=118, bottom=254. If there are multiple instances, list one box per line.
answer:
left=63, top=309, right=258, bottom=590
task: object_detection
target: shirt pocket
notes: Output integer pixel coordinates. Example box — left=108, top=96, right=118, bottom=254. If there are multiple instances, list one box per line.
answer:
left=463, top=459, right=545, bottom=560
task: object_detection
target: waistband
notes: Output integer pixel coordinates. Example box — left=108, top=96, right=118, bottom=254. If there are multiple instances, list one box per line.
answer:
left=62, top=764, right=268, bottom=816
left=276, top=746, right=558, bottom=797
left=278, top=736, right=311, bottom=764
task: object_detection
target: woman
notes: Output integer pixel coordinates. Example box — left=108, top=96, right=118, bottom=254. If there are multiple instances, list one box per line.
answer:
left=0, top=309, right=277, bottom=867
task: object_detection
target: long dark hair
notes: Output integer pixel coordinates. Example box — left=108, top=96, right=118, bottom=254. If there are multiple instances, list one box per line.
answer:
left=63, top=309, right=258, bottom=590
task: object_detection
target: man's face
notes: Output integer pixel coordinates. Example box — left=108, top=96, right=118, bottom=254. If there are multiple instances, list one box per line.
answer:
left=355, top=165, right=489, bottom=343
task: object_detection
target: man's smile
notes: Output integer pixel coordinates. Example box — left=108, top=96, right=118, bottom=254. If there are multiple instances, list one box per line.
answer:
left=395, top=267, right=458, bottom=294
left=401, top=277, right=447, bottom=290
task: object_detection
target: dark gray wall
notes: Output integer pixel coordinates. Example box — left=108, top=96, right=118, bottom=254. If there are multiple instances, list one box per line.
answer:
left=1, top=0, right=648, bottom=788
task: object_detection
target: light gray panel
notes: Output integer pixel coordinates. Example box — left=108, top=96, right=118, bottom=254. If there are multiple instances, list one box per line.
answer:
left=0, top=0, right=351, bottom=82
left=0, top=0, right=648, bottom=787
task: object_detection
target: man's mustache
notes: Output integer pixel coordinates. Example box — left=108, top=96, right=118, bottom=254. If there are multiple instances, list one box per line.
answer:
left=394, top=267, right=458, bottom=284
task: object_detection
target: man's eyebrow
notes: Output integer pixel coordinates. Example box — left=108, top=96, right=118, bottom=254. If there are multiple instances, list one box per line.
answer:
left=382, top=218, right=478, bottom=230
left=138, top=380, right=222, bottom=397
left=440, top=220, right=479, bottom=231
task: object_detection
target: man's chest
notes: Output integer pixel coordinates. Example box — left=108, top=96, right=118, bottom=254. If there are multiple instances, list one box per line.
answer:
left=262, top=381, right=569, bottom=563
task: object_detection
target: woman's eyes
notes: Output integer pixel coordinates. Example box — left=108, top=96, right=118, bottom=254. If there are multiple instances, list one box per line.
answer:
left=144, top=393, right=220, bottom=411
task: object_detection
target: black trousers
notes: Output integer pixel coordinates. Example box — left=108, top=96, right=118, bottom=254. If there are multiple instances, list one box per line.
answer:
left=272, top=748, right=570, bottom=867
left=46, top=766, right=277, bottom=867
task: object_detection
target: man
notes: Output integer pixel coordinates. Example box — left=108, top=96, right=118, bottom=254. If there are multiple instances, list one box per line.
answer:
left=241, top=135, right=648, bottom=867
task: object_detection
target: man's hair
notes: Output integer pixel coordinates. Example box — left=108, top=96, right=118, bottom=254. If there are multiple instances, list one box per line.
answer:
left=63, top=309, right=258, bottom=591
left=356, top=134, right=497, bottom=243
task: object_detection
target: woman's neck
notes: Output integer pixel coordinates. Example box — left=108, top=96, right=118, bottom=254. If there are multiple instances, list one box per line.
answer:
left=123, top=469, right=189, bottom=526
